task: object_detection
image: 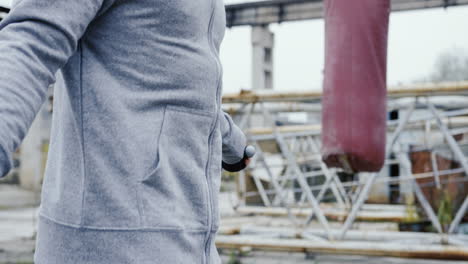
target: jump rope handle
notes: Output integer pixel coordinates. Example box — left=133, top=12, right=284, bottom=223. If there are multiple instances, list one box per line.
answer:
left=222, top=145, right=256, bottom=172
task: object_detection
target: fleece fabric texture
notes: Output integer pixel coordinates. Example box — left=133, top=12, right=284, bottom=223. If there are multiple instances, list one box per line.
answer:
left=0, top=0, right=247, bottom=263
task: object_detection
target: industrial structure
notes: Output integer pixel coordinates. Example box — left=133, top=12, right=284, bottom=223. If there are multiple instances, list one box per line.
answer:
left=218, top=82, right=468, bottom=259
left=216, top=0, right=468, bottom=260
left=1, top=0, right=468, bottom=261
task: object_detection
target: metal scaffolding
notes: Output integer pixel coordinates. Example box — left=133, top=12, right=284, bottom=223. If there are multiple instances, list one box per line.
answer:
left=219, top=82, right=468, bottom=260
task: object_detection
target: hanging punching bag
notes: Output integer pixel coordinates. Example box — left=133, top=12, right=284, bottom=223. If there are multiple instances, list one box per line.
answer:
left=321, top=0, right=390, bottom=173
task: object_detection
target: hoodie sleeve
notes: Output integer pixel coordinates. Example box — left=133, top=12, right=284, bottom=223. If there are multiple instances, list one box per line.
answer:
left=0, top=0, right=112, bottom=177
left=219, top=110, right=247, bottom=164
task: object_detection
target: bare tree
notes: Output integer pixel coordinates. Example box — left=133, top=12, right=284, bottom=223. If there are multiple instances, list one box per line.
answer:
left=428, top=48, right=468, bottom=82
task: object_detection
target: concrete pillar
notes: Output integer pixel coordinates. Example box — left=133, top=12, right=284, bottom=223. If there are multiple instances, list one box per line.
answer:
left=251, top=25, right=274, bottom=90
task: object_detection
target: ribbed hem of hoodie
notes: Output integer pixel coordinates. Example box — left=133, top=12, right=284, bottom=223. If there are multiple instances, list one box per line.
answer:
left=35, top=215, right=221, bottom=263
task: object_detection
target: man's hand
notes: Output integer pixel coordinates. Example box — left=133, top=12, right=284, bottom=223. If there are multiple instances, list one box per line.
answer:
left=222, top=145, right=255, bottom=172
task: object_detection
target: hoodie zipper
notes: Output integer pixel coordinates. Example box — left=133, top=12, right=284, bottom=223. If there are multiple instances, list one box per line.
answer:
left=204, top=0, right=222, bottom=263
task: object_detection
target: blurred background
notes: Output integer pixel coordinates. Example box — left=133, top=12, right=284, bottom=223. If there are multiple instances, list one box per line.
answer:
left=1, top=0, right=468, bottom=263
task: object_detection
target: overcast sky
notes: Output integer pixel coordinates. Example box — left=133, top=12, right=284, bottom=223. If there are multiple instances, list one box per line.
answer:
left=1, top=0, right=468, bottom=94
left=221, top=1, right=468, bottom=93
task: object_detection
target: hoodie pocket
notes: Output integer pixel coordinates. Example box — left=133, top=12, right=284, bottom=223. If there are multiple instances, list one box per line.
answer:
left=139, top=105, right=213, bottom=230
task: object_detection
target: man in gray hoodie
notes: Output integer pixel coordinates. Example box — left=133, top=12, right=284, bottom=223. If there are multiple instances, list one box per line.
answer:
left=0, top=0, right=249, bottom=263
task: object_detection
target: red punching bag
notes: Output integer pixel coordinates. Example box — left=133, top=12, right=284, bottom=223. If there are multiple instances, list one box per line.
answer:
left=321, top=0, right=390, bottom=173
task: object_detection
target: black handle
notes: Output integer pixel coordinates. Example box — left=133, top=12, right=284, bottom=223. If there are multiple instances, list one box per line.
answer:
left=222, top=145, right=255, bottom=172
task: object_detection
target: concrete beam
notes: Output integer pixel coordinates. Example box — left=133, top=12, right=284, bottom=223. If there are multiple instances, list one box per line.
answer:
left=225, top=0, right=468, bottom=27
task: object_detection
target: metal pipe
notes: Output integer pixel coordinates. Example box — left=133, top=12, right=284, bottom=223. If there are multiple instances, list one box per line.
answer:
left=215, top=235, right=468, bottom=260
left=339, top=173, right=379, bottom=239
left=236, top=206, right=410, bottom=222
left=449, top=196, right=468, bottom=234
left=397, top=149, right=443, bottom=233
left=427, top=102, right=468, bottom=177
left=222, top=81, right=468, bottom=104
left=237, top=226, right=468, bottom=243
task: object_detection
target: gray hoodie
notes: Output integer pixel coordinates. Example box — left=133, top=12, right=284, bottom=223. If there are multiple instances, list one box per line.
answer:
left=0, top=0, right=246, bottom=263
